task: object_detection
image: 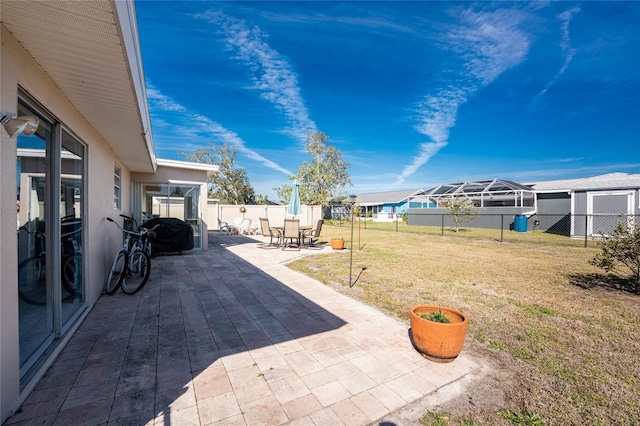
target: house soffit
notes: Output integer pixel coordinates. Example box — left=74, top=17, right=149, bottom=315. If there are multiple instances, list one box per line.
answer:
left=1, top=0, right=155, bottom=173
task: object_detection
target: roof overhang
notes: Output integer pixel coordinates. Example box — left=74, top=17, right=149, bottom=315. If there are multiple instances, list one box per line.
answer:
left=534, top=189, right=572, bottom=194
left=1, top=0, right=156, bottom=173
left=157, top=158, right=218, bottom=178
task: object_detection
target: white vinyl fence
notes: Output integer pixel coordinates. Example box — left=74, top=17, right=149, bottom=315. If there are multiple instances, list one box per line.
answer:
left=206, top=201, right=323, bottom=232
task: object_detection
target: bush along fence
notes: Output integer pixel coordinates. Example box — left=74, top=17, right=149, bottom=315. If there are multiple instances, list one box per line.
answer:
left=347, top=213, right=639, bottom=248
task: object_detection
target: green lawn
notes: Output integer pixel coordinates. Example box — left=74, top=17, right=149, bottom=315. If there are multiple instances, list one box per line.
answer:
left=287, top=223, right=640, bottom=425
left=331, top=218, right=597, bottom=248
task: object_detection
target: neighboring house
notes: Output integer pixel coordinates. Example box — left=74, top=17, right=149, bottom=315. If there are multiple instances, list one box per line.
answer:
left=406, top=173, right=640, bottom=236
left=409, top=179, right=536, bottom=210
left=355, top=189, right=425, bottom=221
left=407, top=179, right=537, bottom=230
left=527, top=172, right=640, bottom=236
left=1, top=2, right=216, bottom=421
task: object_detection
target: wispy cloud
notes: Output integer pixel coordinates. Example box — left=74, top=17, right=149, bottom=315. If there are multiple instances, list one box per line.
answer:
left=530, top=7, right=580, bottom=108
left=543, top=156, right=585, bottom=164
left=147, top=86, right=186, bottom=113
left=262, top=12, right=421, bottom=37
left=198, top=10, right=316, bottom=144
left=396, top=7, right=530, bottom=185
left=147, top=83, right=292, bottom=176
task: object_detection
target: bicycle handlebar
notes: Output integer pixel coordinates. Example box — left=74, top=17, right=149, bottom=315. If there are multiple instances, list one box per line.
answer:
left=115, top=214, right=161, bottom=232
left=107, top=217, right=156, bottom=238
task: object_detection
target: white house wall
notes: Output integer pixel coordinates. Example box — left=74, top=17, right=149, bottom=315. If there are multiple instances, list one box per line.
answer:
left=1, top=25, right=133, bottom=422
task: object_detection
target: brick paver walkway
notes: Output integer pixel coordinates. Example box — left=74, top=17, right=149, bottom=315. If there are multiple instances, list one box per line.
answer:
left=6, top=233, right=480, bottom=425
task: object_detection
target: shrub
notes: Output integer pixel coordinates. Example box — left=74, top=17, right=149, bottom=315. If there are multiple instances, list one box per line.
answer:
left=445, top=197, right=477, bottom=232
left=590, top=219, right=640, bottom=293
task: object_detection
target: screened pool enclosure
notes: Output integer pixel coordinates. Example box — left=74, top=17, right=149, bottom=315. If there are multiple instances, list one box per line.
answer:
left=409, top=179, right=536, bottom=209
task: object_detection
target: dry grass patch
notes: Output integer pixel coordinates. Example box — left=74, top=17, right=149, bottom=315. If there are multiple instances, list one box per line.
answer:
left=291, top=224, right=640, bottom=425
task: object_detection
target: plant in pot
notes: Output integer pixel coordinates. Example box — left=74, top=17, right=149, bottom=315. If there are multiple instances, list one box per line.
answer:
left=330, top=237, right=345, bottom=250
left=409, top=304, right=468, bottom=363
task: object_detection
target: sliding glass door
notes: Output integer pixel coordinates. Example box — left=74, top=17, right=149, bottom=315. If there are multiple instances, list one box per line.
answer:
left=16, top=94, right=86, bottom=380
left=60, top=129, right=85, bottom=327
left=16, top=104, right=53, bottom=375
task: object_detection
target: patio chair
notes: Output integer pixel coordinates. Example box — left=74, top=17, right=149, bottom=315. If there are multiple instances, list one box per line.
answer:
left=237, top=218, right=252, bottom=235
left=282, top=219, right=300, bottom=250
left=230, top=217, right=243, bottom=234
left=218, top=218, right=231, bottom=235
left=302, top=219, right=323, bottom=247
left=259, top=217, right=282, bottom=246
left=249, top=222, right=260, bottom=235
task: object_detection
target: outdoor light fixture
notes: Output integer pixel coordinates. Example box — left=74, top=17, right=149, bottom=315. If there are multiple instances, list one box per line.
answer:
left=0, top=111, right=39, bottom=138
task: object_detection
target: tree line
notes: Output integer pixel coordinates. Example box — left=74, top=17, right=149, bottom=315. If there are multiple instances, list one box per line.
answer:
left=181, top=130, right=351, bottom=206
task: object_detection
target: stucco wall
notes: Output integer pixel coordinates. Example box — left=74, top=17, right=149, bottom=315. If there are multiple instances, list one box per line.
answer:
left=0, top=24, right=23, bottom=425
left=1, top=25, right=132, bottom=422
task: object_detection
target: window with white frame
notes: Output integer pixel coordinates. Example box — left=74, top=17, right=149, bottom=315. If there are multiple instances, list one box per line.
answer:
left=114, top=163, right=121, bottom=210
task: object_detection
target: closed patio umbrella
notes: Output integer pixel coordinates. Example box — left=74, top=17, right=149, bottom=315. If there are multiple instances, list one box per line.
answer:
left=288, top=180, right=302, bottom=217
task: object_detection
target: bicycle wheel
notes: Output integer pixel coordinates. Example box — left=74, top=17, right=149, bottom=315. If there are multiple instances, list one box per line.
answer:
left=62, top=253, right=82, bottom=300
left=121, top=250, right=150, bottom=294
left=105, top=250, right=126, bottom=294
left=18, top=256, right=47, bottom=305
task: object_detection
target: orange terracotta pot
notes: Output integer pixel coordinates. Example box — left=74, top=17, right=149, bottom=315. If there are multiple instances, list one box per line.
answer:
left=409, top=305, right=468, bottom=363
left=330, top=238, right=345, bottom=250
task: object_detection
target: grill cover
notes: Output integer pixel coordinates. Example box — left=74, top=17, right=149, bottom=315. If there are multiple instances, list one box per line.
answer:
left=142, top=218, right=194, bottom=255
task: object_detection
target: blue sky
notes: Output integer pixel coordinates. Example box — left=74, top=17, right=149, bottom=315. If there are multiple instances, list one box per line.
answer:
left=136, top=1, right=640, bottom=199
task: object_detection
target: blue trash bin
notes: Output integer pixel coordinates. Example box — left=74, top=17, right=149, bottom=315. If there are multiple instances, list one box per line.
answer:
left=514, top=215, right=528, bottom=232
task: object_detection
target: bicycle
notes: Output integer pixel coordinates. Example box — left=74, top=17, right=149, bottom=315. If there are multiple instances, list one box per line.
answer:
left=127, top=214, right=160, bottom=260
left=105, top=215, right=157, bottom=295
left=18, top=224, right=81, bottom=305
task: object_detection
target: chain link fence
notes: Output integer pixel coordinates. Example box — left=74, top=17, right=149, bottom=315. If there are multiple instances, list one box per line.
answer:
left=331, top=213, right=638, bottom=248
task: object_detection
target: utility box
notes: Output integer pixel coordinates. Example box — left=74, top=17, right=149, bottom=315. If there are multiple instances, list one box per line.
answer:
left=514, top=215, right=528, bottom=232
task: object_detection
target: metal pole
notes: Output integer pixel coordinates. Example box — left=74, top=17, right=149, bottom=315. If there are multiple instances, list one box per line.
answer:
left=501, top=215, right=504, bottom=242
left=349, top=207, right=354, bottom=286
left=364, top=206, right=367, bottom=229
left=358, top=208, right=361, bottom=251
left=441, top=214, right=444, bottom=236
left=584, top=214, right=588, bottom=248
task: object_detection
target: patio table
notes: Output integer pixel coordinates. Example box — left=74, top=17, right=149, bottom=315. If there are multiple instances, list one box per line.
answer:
left=273, top=225, right=312, bottom=247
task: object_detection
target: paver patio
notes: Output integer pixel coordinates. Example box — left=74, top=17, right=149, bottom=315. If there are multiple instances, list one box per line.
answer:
left=6, top=232, right=481, bottom=425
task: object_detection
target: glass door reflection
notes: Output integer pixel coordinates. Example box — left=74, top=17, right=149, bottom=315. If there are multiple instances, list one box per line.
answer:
left=17, top=109, right=53, bottom=374
left=60, top=129, right=85, bottom=328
